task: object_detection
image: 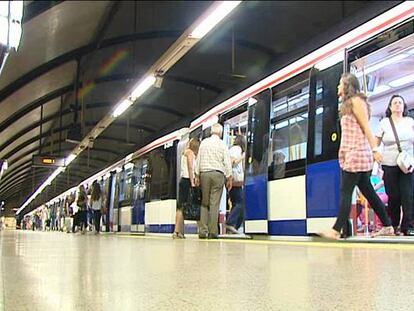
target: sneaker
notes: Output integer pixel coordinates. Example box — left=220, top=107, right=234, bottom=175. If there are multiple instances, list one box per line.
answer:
left=226, top=225, right=238, bottom=234
left=371, top=226, right=394, bottom=237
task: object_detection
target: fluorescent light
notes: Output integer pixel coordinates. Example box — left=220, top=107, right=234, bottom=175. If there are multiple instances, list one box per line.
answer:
left=315, top=51, right=344, bottom=71
left=190, top=1, right=241, bottom=39
left=112, top=99, right=133, bottom=118
left=356, top=54, right=409, bottom=77
left=316, top=107, right=324, bottom=115
left=9, top=22, right=22, bottom=49
left=371, top=84, right=391, bottom=95
left=275, top=120, right=289, bottom=130
left=0, top=2, right=8, bottom=16
left=388, top=73, right=414, bottom=87
left=10, top=1, right=23, bottom=21
left=0, top=16, right=7, bottom=46
left=130, top=75, right=156, bottom=101
left=16, top=167, right=65, bottom=215
left=65, top=154, right=76, bottom=166
left=274, top=103, right=287, bottom=112
left=124, top=162, right=134, bottom=170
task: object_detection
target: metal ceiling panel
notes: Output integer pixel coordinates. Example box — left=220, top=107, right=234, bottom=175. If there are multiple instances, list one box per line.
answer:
left=0, top=99, right=60, bottom=150
left=0, top=1, right=110, bottom=89
left=0, top=61, right=75, bottom=126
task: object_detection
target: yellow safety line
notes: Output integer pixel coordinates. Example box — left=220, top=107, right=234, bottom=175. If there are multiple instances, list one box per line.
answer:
left=115, top=234, right=414, bottom=251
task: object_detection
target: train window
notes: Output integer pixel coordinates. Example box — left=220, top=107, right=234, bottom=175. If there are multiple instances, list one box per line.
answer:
left=119, top=164, right=134, bottom=206
left=146, top=143, right=177, bottom=201
left=269, top=78, right=309, bottom=180
left=245, top=90, right=271, bottom=178
left=350, top=32, right=414, bottom=131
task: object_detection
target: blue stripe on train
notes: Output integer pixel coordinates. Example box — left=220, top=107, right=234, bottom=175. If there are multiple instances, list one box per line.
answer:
left=245, top=173, right=268, bottom=220
left=146, top=225, right=175, bottom=233
left=268, top=220, right=307, bottom=236
left=306, top=160, right=340, bottom=218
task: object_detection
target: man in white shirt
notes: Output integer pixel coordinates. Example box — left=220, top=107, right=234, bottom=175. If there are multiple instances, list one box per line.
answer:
left=195, top=123, right=232, bottom=239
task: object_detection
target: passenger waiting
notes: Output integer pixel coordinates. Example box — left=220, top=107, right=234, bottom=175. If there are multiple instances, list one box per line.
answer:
left=195, top=123, right=232, bottom=239
left=226, top=135, right=246, bottom=234
left=375, top=95, right=414, bottom=236
left=319, top=73, right=393, bottom=240
left=76, top=185, right=88, bottom=234
left=173, top=138, right=200, bottom=239
left=90, top=181, right=104, bottom=234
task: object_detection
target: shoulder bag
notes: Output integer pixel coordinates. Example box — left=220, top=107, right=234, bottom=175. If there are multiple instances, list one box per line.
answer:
left=389, top=117, right=414, bottom=174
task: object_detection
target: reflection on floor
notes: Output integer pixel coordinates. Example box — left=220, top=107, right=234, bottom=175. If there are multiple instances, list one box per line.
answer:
left=2, top=230, right=414, bottom=310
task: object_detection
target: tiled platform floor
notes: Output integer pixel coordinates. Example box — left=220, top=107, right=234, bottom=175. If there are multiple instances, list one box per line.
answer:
left=2, top=230, right=414, bottom=310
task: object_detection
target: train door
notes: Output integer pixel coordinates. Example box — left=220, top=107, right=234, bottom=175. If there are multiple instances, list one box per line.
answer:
left=112, top=169, right=122, bottom=232
left=346, top=20, right=414, bottom=236
left=306, top=63, right=342, bottom=234
left=267, top=71, right=311, bottom=236
left=220, top=104, right=248, bottom=235
left=131, top=159, right=148, bottom=233
left=244, top=89, right=271, bottom=234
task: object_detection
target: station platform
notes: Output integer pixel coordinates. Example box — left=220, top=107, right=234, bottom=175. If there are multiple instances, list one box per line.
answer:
left=2, top=230, right=414, bottom=310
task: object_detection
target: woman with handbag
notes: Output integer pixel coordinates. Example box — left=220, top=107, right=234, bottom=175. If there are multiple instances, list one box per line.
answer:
left=319, top=73, right=393, bottom=240
left=226, top=135, right=246, bottom=234
left=173, top=138, right=200, bottom=239
left=375, top=95, right=414, bottom=236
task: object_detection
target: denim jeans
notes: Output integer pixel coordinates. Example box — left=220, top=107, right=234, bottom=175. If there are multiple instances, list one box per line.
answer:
left=226, top=187, right=245, bottom=230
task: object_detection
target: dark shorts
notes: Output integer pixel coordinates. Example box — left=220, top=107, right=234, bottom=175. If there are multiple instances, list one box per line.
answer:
left=178, top=178, right=191, bottom=210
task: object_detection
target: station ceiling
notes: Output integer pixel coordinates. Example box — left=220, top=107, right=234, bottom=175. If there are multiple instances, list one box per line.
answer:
left=0, top=1, right=400, bottom=216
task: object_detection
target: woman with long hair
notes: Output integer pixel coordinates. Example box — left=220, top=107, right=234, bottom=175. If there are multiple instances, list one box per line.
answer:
left=320, top=73, right=393, bottom=240
left=173, top=137, right=200, bottom=239
left=226, top=134, right=246, bottom=234
left=375, top=95, right=414, bottom=235
left=90, top=181, right=103, bottom=234
left=76, top=184, right=88, bottom=234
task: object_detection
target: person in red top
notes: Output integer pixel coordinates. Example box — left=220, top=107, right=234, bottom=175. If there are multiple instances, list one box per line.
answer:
left=320, top=73, right=393, bottom=240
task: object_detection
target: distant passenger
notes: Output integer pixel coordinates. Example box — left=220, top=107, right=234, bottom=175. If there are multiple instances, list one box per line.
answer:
left=173, top=138, right=200, bottom=239
left=319, top=73, right=393, bottom=240
left=375, top=95, right=414, bottom=236
left=90, top=181, right=104, bottom=234
left=226, top=135, right=246, bottom=234
left=76, top=185, right=88, bottom=234
left=195, top=123, right=232, bottom=239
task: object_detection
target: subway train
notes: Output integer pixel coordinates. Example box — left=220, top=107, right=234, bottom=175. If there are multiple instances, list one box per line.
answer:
left=27, top=2, right=414, bottom=237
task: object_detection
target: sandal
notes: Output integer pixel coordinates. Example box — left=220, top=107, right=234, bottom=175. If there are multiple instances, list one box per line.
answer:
left=371, top=226, right=394, bottom=237
left=318, top=229, right=341, bottom=240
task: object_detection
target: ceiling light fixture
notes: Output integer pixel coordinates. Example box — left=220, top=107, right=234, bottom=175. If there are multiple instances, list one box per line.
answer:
left=190, top=1, right=241, bottom=39
left=388, top=73, right=414, bottom=87
left=355, top=53, right=409, bottom=77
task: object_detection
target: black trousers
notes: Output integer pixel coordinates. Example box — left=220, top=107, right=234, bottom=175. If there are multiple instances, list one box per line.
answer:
left=93, top=210, right=101, bottom=232
left=382, top=165, right=413, bottom=233
left=333, top=170, right=391, bottom=233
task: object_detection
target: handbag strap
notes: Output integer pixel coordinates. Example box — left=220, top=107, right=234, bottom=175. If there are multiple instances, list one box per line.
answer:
left=389, top=117, right=402, bottom=153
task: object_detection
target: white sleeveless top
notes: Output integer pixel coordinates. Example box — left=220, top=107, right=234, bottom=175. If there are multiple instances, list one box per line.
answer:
left=180, top=152, right=195, bottom=178
left=91, top=197, right=102, bottom=211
